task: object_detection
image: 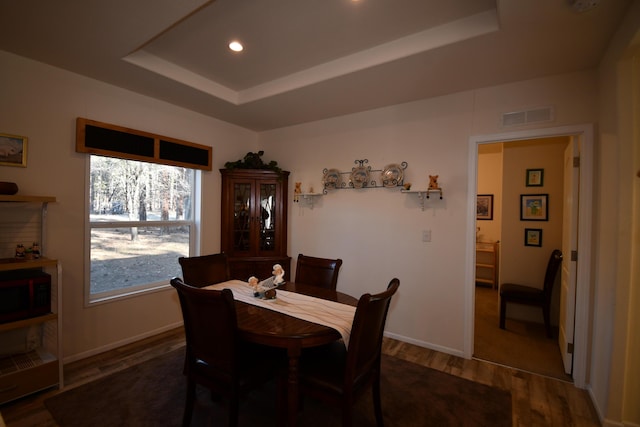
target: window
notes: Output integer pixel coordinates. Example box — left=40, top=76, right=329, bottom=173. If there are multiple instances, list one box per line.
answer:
left=87, top=155, right=195, bottom=303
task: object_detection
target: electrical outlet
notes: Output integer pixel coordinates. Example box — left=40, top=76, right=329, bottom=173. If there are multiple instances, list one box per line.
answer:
left=422, top=229, right=431, bottom=242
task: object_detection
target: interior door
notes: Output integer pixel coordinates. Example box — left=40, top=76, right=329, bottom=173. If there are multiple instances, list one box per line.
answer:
left=560, top=138, right=579, bottom=374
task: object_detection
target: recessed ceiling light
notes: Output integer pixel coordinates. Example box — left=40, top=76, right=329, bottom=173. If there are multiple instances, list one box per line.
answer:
left=228, top=41, right=243, bottom=52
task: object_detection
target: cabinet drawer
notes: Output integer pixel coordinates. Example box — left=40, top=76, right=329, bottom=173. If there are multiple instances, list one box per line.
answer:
left=0, top=360, right=58, bottom=404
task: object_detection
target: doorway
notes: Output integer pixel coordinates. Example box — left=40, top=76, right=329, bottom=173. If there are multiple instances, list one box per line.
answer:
left=465, top=124, right=593, bottom=389
left=473, top=138, right=570, bottom=381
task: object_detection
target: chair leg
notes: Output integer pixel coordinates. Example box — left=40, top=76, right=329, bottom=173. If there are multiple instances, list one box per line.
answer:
left=276, top=372, right=290, bottom=426
left=499, top=297, right=507, bottom=330
left=229, top=395, right=239, bottom=427
left=543, top=306, right=552, bottom=338
left=341, top=399, right=353, bottom=427
left=183, top=378, right=196, bottom=427
left=372, top=374, right=385, bottom=427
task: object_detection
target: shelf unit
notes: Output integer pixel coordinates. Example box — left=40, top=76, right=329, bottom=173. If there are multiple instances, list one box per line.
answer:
left=401, top=188, right=444, bottom=210
left=475, top=241, right=499, bottom=289
left=294, top=193, right=324, bottom=209
left=0, top=195, right=62, bottom=404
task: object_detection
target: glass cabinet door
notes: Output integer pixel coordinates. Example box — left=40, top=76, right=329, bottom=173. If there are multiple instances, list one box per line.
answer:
left=232, top=183, right=252, bottom=252
left=258, top=183, right=277, bottom=253
left=221, top=169, right=289, bottom=269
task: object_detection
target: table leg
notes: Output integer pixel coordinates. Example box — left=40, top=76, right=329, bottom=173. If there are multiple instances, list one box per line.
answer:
left=286, top=347, right=301, bottom=427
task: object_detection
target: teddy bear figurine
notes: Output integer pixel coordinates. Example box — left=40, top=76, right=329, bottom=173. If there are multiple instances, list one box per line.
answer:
left=294, top=182, right=302, bottom=202
left=428, top=175, right=440, bottom=189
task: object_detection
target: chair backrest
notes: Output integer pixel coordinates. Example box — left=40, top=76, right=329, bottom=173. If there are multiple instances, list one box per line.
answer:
left=344, top=278, right=399, bottom=387
left=542, top=250, right=563, bottom=302
left=295, top=254, right=343, bottom=290
left=170, top=277, right=238, bottom=378
left=178, top=252, right=230, bottom=288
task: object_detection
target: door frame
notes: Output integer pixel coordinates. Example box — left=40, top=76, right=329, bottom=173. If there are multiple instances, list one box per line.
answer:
left=465, top=124, right=593, bottom=388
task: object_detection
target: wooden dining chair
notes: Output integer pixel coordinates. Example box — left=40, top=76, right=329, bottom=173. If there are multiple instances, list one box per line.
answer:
left=294, top=253, right=343, bottom=290
left=170, top=277, right=281, bottom=427
left=499, top=249, right=563, bottom=338
left=178, top=252, right=230, bottom=287
left=298, top=278, right=400, bottom=427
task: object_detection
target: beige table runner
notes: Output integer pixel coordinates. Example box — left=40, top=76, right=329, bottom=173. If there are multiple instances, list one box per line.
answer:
left=205, top=280, right=356, bottom=347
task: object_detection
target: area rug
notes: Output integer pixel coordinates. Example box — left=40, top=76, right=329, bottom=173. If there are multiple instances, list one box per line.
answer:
left=45, top=348, right=511, bottom=427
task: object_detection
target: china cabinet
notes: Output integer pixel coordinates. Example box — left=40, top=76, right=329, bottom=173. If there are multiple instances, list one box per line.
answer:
left=220, top=169, right=290, bottom=281
left=0, top=195, right=62, bottom=404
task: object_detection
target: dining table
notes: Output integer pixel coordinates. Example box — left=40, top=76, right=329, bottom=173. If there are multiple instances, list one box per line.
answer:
left=204, top=280, right=358, bottom=427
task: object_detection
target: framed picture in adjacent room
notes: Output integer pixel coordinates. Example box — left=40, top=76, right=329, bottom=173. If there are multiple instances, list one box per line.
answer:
left=0, top=133, right=27, bottom=167
left=476, top=194, right=493, bottom=220
left=524, top=228, right=543, bottom=247
left=520, top=194, right=548, bottom=221
left=526, top=168, right=544, bottom=187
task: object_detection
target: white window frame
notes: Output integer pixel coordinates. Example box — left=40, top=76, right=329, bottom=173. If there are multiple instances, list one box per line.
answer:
left=84, top=156, right=199, bottom=306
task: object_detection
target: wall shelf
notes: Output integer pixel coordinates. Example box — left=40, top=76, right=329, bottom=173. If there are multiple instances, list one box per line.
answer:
left=294, top=193, right=323, bottom=209
left=401, top=188, right=444, bottom=210
left=298, top=161, right=444, bottom=210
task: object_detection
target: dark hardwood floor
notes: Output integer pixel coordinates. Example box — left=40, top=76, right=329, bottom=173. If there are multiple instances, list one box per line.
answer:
left=0, top=327, right=600, bottom=426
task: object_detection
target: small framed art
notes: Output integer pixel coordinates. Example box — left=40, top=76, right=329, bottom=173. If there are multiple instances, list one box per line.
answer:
left=476, top=194, right=493, bottom=220
left=520, top=194, right=548, bottom=221
left=524, top=228, right=543, bottom=247
left=526, top=168, right=544, bottom=187
left=0, top=133, right=28, bottom=167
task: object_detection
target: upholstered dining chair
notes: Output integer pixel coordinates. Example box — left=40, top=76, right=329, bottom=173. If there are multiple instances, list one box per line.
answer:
left=294, top=253, right=343, bottom=290
left=499, top=249, right=563, bottom=338
left=298, top=278, right=400, bottom=427
left=170, top=277, right=281, bottom=427
left=178, top=252, right=230, bottom=288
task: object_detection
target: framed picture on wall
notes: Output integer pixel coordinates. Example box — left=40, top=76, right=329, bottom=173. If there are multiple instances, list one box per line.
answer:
left=520, top=194, right=548, bottom=221
left=526, top=168, right=544, bottom=187
left=524, top=228, right=543, bottom=247
left=0, top=133, right=27, bottom=167
left=476, top=194, right=493, bottom=220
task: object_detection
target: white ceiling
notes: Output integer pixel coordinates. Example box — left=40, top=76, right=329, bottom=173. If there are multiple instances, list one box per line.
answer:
left=0, top=0, right=631, bottom=131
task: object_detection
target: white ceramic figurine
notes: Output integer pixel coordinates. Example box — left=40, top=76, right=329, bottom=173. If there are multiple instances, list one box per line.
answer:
left=272, top=264, right=285, bottom=285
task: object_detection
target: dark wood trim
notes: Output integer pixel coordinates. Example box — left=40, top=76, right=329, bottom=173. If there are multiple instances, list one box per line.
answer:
left=76, top=117, right=212, bottom=171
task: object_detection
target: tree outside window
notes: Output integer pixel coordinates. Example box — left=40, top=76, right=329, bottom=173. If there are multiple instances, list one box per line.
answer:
left=88, top=155, right=195, bottom=301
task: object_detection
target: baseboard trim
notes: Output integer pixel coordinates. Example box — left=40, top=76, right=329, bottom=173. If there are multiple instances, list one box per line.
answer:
left=62, top=322, right=183, bottom=364
left=384, top=331, right=465, bottom=358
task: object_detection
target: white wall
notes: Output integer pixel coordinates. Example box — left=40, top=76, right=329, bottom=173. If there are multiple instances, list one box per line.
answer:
left=0, top=51, right=257, bottom=359
left=594, top=0, right=640, bottom=425
left=476, top=143, right=502, bottom=244
left=2, top=4, right=638, bottom=420
left=500, top=138, right=567, bottom=325
left=260, top=71, right=598, bottom=356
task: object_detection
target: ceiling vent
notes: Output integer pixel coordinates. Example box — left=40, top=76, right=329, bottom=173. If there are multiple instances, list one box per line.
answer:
left=501, top=106, right=554, bottom=127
